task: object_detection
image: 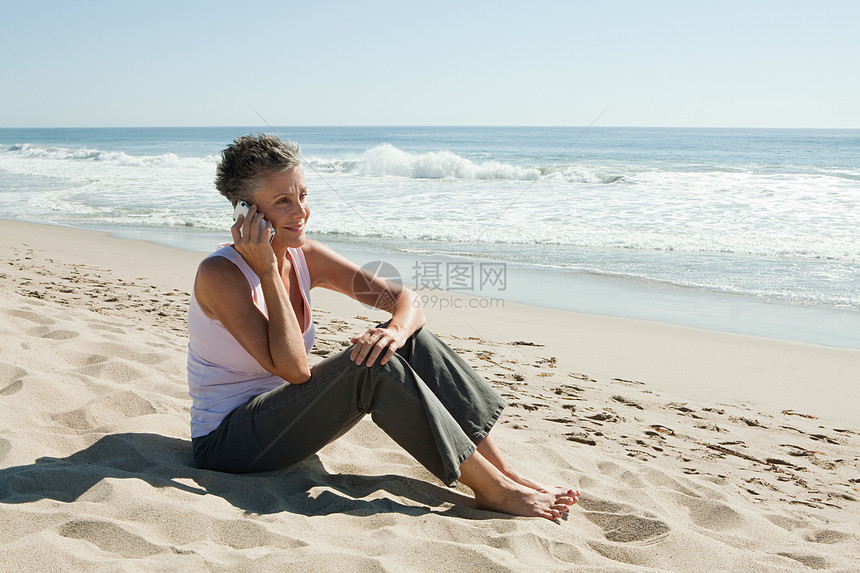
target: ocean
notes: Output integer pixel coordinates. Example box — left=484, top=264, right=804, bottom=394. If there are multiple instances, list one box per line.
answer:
left=1, top=126, right=858, bottom=348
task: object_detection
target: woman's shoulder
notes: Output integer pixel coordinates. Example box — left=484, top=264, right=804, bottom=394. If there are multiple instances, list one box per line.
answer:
left=196, top=253, right=247, bottom=288
left=198, top=245, right=258, bottom=286
left=202, top=244, right=240, bottom=262
left=193, top=252, right=252, bottom=318
left=298, top=238, right=323, bottom=256
left=300, top=239, right=348, bottom=263
left=297, top=239, right=333, bottom=269
left=300, top=239, right=364, bottom=290
left=198, top=252, right=236, bottom=272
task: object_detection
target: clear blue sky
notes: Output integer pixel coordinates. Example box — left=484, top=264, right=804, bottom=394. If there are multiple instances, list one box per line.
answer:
left=2, top=0, right=858, bottom=128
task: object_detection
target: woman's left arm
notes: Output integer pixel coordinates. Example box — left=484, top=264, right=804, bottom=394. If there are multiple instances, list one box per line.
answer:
left=303, top=240, right=426, bottom=367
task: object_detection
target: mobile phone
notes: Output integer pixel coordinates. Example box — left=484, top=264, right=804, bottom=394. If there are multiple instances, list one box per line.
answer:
left=233, top=201, right=275, bottom=243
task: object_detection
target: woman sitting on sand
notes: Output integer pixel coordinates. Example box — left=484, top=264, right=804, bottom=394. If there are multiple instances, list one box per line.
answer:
left=186, top=134, right=580, bottom=520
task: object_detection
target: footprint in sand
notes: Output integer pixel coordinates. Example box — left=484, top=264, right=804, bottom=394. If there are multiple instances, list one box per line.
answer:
left=0, top=379, right=23, bottom=396
left=594, top=461, right=654, bottom=489
left=0, top=363, right=26, bottom=396
left=79, top=340, right=167, bottom=366
left=804, top=529, right=855, bottom=544
left=52, top=390, right=157, bottom=431
left=671, top=492, right=745, bottom=532
left=65, top=352, right=109, bottom=368
left=25, top=325, right=80, bottom=340
left=58, top=519, right=166, bottom=559
left=4, top=308, right=55, bottom=326
left=0, top=438, right=11, bottom=463
left=79, top=360, right=148, bottom=383
left=213, top=518, right=308, bottom=550
left=775, top=552, right=830, bottom=570
left=40, top=329, right=80, bottom=340
left=579, top=497, right=670, bottom=544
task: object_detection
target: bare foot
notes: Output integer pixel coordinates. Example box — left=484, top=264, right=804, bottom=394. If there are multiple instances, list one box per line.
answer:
left=474, top=477, right=576, bottom=521
left=474, top=435, right=580, bottom=505
left=509, top=473, right=580, bottom=501
left=502, top=471, right=580, bottom=505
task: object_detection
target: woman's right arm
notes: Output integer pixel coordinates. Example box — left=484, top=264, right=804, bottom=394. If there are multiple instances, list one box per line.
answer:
left=193, top=206, right=311, bottom=383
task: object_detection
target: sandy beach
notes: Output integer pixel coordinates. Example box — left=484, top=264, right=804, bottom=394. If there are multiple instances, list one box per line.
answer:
left=1, top=220, right=858, bottom=572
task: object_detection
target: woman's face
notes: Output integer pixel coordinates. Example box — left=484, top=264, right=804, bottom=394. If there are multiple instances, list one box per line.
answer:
left=251, top=168, right=310, bottom=249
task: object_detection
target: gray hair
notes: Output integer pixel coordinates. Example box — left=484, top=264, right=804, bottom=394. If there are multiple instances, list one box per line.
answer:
left=215, top=133, right=302, bottom=206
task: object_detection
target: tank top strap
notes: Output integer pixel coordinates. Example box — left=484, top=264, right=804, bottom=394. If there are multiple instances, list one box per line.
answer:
left=287, top=247, right=312, bottom=296
left=206, top=245, right=259, bottom=288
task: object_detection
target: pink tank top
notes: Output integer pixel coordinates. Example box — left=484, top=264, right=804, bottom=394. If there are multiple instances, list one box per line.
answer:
left=186, top=245, right=315, bottom=438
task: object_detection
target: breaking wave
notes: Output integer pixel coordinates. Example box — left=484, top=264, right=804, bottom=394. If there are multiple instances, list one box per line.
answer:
left=306, top=144, right=622, bottom=183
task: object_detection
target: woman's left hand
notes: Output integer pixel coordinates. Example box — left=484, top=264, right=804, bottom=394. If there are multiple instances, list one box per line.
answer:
left=350, top=326, right=408, bottom=367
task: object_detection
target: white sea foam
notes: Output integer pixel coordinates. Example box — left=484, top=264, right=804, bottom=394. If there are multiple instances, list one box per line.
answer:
left=305, top=145, right=622, bottom=183
left=5, top=142, right=625, bottom=184
left=2, top=131, right=859, bottom=313
left=302, top=166, right=860, bottom=265
left=5, top=144, right=217, bottom=169
left=3, top=142, right=857, bottom=263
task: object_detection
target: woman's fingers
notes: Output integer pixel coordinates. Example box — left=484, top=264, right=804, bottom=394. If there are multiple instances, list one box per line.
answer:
left=230, top=217, right=242, bottom=243
left=231, top=205, right=278, bottom=275
left=233, top=204, right=268, bottom=245
left=350, top=330, right=383, bottom=365
left=365, top=334, right=393, bottom=366
left=230, top=210, right=247, bottom=243
left=249, top=212, right=270, bottom=243
left=348, top=333, right=368, bottom=363
left=244, top=206, right=261, bottom=242
left=349, top=328, right=400, bottom=366
left=378, top=343, right=398, bottom=366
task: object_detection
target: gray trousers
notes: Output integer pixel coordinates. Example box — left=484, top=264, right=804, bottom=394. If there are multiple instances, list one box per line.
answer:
left=191, top=327, right=506, bottom=486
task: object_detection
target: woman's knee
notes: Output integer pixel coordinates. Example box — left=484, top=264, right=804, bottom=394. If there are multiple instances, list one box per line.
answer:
left=368, top=351, right=410, bottom=378
left=411, top=325, right=441, bottom=348
left=364, top=353, right=423, bottom=399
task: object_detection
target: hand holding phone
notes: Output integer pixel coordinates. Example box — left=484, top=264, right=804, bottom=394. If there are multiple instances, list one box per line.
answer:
left=233, top=201, right=275, bottom=243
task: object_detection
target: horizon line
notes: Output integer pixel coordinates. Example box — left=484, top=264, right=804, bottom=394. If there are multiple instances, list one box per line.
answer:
left=3, top=124, right=860, bottom=130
